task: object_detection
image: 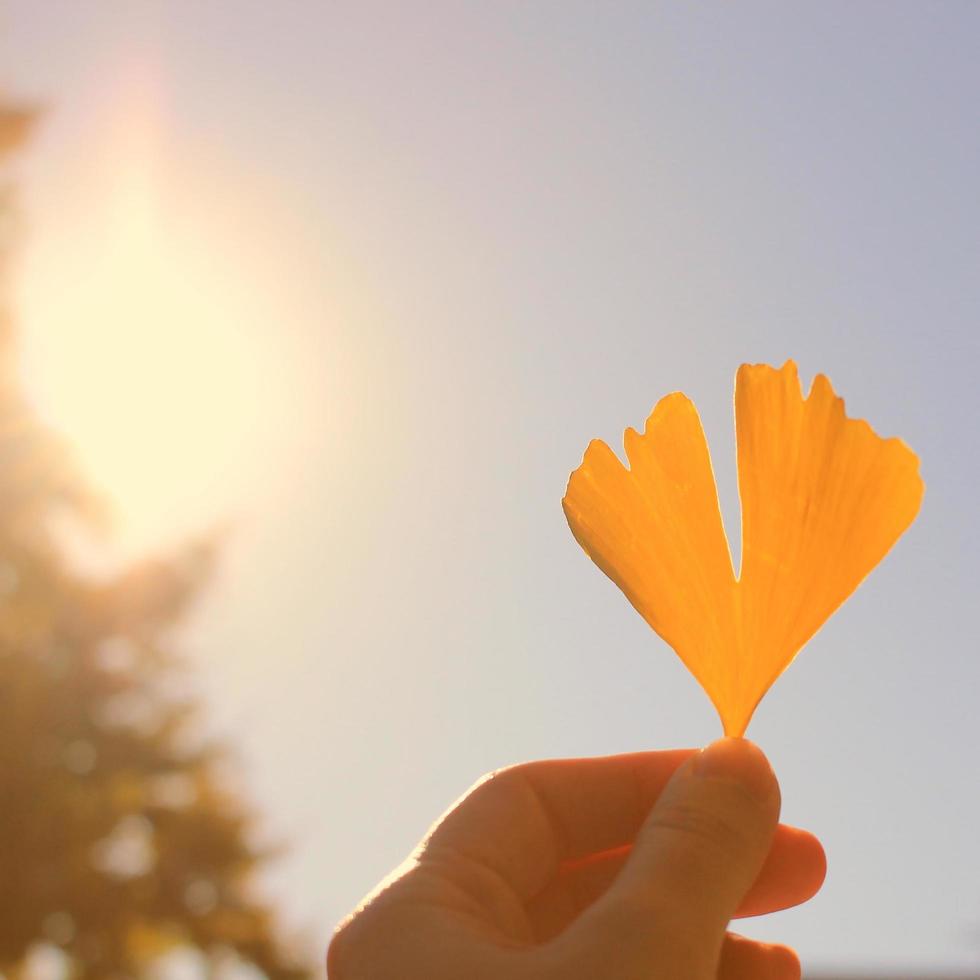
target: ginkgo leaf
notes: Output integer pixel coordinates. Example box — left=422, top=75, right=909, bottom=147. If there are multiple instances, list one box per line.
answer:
left=563, top=360, right=924, bottom=736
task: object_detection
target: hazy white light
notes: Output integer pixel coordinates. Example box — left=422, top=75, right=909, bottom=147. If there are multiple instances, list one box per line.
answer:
left=91, top=814, right=156, bottom=878
left=18, top=76, right=311, bottom=560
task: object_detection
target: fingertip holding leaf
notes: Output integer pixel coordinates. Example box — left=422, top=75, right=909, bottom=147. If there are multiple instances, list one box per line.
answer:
left=563, top=360, right=924, bottom=736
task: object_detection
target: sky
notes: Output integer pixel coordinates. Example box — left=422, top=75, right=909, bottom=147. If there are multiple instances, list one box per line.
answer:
left=2, top=2, right=980, bottom=975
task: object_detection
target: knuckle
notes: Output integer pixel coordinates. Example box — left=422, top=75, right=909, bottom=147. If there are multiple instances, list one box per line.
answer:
left=463, top=764, right=522, bottom=806
left=647, top=799, right=755, bottom=856
left=325, top=901, right=392, bottom=979
left=768, top=942, right=801, bottom=980
left=325, top=916, right=357, bottom=979
left=460, top=764, right=541, bottom=826
left=482, top=762, right=529, bottom=792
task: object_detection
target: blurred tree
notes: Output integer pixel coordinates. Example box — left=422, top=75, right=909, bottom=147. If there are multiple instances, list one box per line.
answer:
left=0, top=103, right=310, bottom=979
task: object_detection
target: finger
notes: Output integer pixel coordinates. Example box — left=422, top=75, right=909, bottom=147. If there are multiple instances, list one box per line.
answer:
left=574, top=739, right=780, bottom=975
left=719, top=932, right=800, bottom=980
left=527, top=844, right=631, bottom=941
left=419, top=749, right=695, bottom=901
left=737, top=823, right=826, bottom=917
left=526, top=823, right=823, bottom=939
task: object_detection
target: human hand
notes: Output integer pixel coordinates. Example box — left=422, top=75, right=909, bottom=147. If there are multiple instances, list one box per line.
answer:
left=328, top=739, right=825, bottom=979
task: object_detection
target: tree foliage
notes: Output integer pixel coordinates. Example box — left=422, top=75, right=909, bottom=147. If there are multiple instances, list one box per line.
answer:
left=0, top=102, right=310, bottom=980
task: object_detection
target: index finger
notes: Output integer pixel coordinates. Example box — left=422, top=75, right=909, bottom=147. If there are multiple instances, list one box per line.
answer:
left=420, top=750, right=696, bottom=901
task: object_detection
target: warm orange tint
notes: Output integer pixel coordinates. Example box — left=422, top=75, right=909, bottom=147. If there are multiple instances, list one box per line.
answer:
left=563, top=360, right=924, bottom=736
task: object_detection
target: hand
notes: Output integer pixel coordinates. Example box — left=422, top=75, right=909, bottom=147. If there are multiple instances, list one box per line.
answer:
left=328, top=739, right=825, bottom=979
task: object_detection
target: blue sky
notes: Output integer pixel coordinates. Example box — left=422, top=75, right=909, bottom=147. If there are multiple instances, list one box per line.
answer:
left=3, top=3, right=979, bottom=974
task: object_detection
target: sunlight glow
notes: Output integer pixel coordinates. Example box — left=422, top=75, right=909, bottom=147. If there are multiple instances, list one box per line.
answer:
left=23, top=221, right=277, bottom=554
left=18, top=74, right=310, bottom=558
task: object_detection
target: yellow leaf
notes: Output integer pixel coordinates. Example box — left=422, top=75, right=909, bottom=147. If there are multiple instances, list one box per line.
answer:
left=563, top=360, right=923, bottom=736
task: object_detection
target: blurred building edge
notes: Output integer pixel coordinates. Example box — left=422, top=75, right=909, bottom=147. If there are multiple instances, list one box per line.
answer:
left=0, top=97, right=315, bottom=978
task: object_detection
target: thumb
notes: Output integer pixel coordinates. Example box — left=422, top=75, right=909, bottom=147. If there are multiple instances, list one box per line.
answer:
left=580, top=738, right=780, bottom=976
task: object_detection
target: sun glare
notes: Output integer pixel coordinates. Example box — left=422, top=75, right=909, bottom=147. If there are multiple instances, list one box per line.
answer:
left=18, top=81, right=307, bottom=559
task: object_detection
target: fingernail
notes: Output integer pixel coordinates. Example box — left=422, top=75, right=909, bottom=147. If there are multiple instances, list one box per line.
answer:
left=691, top=737, right=777, bottom=803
